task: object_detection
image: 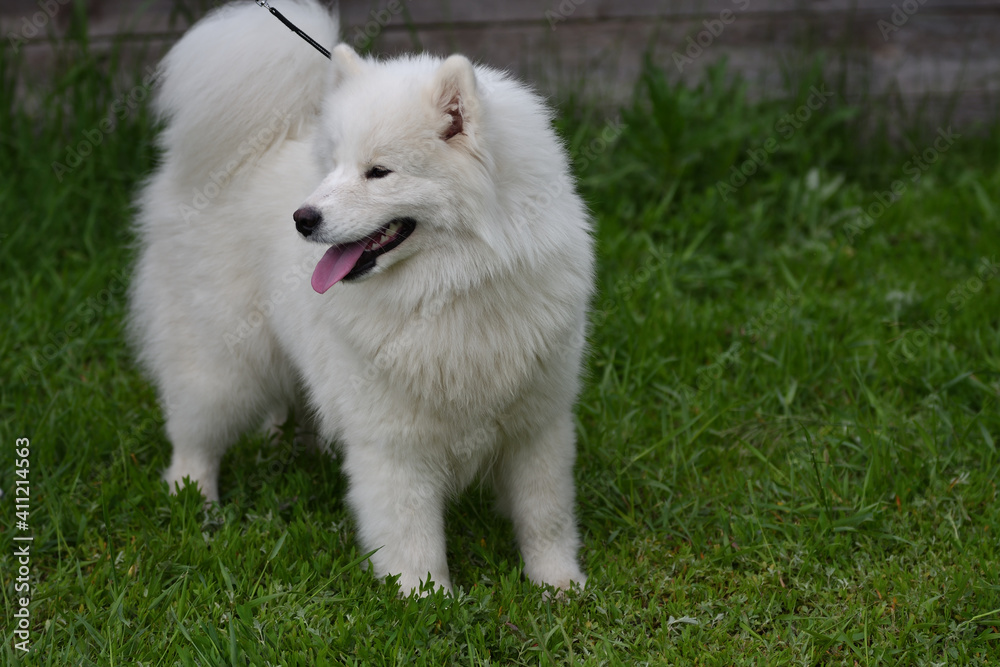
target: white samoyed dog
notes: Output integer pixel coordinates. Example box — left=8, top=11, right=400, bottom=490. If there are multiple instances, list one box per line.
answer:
left=129, top=0, right=594, bottom=594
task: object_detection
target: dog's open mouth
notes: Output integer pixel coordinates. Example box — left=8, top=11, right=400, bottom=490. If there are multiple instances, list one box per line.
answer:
left=311, top=217, right=416, bottom=293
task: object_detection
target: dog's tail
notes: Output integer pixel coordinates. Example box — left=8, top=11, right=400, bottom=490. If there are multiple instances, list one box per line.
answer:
left=153, top=0, right=337, bottom=185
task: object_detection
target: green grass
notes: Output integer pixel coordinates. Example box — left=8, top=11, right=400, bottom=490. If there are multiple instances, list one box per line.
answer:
left=3, top=18, right=1000, bottom=666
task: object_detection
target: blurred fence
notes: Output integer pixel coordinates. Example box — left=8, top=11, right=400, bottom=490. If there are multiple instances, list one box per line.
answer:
left=3, top=1, right=1000, bottom=122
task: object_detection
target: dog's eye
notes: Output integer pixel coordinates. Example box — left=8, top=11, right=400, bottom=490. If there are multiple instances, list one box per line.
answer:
left=365, top=166, right=392, bottom=179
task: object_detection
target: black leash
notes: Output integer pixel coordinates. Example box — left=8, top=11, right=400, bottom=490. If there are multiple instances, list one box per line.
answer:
left=255, top=0, right=331, bottom=59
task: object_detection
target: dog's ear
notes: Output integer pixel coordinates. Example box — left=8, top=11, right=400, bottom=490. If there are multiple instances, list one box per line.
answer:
left=431, top=55, right=480, bottom=142
left=329, top=44, right=362, bottom=91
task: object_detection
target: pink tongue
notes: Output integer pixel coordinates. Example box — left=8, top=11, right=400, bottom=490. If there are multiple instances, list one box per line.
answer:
left=311, top=242, right=366, bottom=294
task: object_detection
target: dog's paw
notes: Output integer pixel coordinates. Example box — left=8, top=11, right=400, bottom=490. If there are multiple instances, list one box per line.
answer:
left=526, top=563, right=587, bottom=594
left=163, top=467, right=219, bottom=503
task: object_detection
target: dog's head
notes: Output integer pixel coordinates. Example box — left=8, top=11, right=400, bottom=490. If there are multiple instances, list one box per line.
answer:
left=295, top=46, right=496, bottom=294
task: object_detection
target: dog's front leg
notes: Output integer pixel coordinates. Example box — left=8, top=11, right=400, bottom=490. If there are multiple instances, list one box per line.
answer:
left=342, top=445, right=452, bottom=595
left=495, top=411, right=587, bottom=592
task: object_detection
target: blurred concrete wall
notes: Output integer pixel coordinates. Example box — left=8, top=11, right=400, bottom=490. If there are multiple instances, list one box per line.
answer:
left=3, top=1, right=999, bottom=123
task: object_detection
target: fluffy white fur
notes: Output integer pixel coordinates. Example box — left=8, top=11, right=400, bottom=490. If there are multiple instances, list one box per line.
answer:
left=129, top=0, right=594, bottom=594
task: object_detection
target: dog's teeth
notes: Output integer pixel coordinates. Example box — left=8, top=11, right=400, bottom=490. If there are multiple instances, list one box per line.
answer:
left=387, top=222, right=400, bottom=235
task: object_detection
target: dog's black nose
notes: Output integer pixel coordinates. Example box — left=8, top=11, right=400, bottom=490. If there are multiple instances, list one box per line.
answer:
left=293, top=206, right=323, bottom=237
